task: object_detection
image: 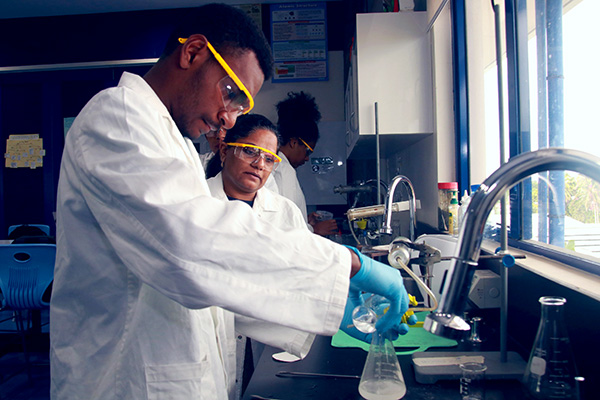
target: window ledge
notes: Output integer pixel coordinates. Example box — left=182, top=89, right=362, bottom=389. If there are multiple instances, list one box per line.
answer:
left=480, top=240, right=600, bottom=302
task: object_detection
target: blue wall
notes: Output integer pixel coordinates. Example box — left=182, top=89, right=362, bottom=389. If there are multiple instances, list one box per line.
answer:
left=0, top=4, right=349, bottom=236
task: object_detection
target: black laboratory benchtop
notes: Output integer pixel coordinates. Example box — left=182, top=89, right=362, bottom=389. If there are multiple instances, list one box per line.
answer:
left=242, top=335, right=532, bottom=400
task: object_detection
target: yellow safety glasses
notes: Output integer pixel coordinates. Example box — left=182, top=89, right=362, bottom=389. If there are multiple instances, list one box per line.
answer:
left=178, top=38, right=254, bottom=115
left=225, top=142, right=281, bottom=170
left=298, top=137, right=314, bottom=156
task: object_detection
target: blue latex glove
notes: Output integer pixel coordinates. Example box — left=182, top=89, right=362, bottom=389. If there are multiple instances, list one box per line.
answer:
left=345, top=245, right=410, bottom=340
left=339, top=288, right=419, bottom=342
left=398, top=313, right=419, bottom=335
left=339, top=283, right=373, bottom=344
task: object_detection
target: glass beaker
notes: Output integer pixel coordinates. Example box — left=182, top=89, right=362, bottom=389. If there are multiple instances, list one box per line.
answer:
left=352, top=294, right=390, bottom=334
left=522, top=296, right=579, bottom=399
left=358, top=331, right=406, bottom=400
left=459, top=362, right=487, bottom=400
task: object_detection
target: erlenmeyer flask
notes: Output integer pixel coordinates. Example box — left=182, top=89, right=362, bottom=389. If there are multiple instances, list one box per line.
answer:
left=359, top=330, right=406, bottom=400
left=522, top=296, right=579, bottom=399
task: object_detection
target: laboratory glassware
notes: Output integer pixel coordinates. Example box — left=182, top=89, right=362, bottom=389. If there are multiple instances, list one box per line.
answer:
left=358, top=330, right=407, bottom=400
left=522, top=296, right=579, bottom=399
left=468, top=316, right=483, bottom=344
left=352, top=293, right=420, bottom=335
left=352, top=294, right=390, bottom=334
left=459, top=362, right=487, bottom=400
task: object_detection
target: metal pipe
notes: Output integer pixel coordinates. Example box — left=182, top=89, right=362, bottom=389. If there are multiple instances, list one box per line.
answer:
left=492, top=0, right=510, bottom=363
left=547, top=0, right=565, bottom=247
left=379, top=175, right=417, bottom=242
left=536, top=0, right=549, bottom=243
left=375, top=102, right=381, bottom=205
left=424, top=148, right=600, bottom=340
left=333, top=185, right=373, bottom=194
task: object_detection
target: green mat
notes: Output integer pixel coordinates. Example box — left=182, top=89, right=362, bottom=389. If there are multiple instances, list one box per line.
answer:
left=331, top=312, right=458, bottom=355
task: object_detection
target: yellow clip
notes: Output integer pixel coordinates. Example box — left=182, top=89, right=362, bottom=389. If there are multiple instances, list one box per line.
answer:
left=401, top=294, right=419, bottom=325
left=356, top=219, right=367, bottom=230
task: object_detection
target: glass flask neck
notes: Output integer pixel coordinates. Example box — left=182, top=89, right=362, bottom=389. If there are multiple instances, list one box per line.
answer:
left=539, top=296, right=566, bottom=307
left=539, top=296, right=567, bottom=321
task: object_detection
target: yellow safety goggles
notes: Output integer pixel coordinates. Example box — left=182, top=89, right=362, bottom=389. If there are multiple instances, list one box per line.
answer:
left=298, top=137, right=314, bottom=156
left=225, top=142, right=281, bottom=169
left=178, top=38, right=254, bottom=115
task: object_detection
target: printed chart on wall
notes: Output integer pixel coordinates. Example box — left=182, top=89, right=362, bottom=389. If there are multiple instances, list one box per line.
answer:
left=4, top=134, right=45, bottom=169
left=270, top=2, right=328, bottom=82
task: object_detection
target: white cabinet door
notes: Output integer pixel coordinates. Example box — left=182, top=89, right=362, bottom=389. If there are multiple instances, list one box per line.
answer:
left=354, top=12, right=433, bottom=137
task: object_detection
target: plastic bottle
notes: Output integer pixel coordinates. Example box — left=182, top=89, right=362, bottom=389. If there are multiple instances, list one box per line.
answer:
left=448, top=192, right=459, bottom=236
left=457, top=190, right=471, bottom=233
left=458, top=184, right=480, bottom=234
left=437, top=182, right=458, bottom=232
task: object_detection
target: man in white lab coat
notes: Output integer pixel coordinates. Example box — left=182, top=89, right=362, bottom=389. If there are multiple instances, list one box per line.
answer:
left=50, top=4, right=409, bottom=399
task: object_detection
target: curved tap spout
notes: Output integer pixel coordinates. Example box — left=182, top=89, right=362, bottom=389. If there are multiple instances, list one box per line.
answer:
left=425, top=148, right=600, bottom=340
left=380, top=175, right=417, bottom=241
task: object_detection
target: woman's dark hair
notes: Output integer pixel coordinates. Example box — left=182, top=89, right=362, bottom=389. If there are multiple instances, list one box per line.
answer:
left=162, top=3, right=273, bottom=80
left=276, top=91, right=321, bottom=146
left=205, top=114, right=279, bottom=179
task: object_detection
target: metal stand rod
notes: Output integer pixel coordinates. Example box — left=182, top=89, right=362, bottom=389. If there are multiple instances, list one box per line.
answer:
left=493, top=0, right=509, bottom=364
left=375, top=102, right=381, bottom=204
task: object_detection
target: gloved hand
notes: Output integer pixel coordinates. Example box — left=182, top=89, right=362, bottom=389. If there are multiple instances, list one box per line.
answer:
left=339, top=283, right=373, bottom=343
left=397, top=294, right=419, bottom=335
left=339, top=290, right=419, bottom=342
left=345, top=245, right=410, bottom=340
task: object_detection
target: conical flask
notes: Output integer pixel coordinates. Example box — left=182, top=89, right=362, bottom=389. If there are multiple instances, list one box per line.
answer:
left=522, top=296, right=579, bottom=399
left=358, top=330, right=406, bottom=400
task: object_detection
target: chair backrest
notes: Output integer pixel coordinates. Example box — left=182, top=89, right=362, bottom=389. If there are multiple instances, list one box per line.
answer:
left=0, top=244, right=56, bottom=310
left=8, top=224, right=51, bottom=238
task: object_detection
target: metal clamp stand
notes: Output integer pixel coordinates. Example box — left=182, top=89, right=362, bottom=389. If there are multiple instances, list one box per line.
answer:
left=412, top=0, right=526, bottom=383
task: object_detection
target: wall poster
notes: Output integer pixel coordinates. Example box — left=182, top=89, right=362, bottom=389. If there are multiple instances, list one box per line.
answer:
left=270, top=2, right=328, bottom=82
left=5, top=134, right=45, bottom=169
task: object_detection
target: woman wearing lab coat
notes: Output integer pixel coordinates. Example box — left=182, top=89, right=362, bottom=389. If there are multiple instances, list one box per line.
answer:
left=269, top=92, right=339, bottom=236
left=206, top=114, right=315, bottom=397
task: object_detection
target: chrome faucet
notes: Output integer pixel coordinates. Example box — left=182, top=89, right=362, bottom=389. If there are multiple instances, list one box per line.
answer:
left=424, top=148, right=600, bottom=339
left=380, top=175, right=417, bottom=241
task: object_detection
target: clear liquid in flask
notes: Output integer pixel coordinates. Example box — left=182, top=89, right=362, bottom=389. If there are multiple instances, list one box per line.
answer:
left=358, top=330, right=406, bottom=400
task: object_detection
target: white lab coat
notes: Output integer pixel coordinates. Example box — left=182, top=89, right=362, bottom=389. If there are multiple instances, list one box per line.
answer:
left=50, top=72, right=350, bottom=400
left=207, top=173, right=316, bottom=392
left=206, top=171, right=310, bottom=248
left=198, top=151, right=215, bottom=170
left=270, top=153, right=314, bottom=232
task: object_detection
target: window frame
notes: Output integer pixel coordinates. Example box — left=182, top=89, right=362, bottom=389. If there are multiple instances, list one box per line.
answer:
left=457, top=0, right=600, bottom=277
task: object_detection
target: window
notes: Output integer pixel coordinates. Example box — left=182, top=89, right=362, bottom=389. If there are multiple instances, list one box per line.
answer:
left=467, top=0, right=600, bottom=274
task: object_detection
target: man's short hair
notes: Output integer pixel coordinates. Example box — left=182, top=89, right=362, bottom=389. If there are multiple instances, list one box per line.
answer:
left=162, top=3, right=273, bottom=80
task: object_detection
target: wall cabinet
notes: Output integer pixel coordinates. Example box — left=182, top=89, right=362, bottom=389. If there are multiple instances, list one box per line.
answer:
left=346, top=11, right=433, bottom=158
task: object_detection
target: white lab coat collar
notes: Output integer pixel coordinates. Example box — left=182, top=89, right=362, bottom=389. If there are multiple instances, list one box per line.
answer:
left=207, top=172, right=280, bottom=213
left=118, top=72, right=208, bottom=182
left=120, top=72, right=170, bottom=117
